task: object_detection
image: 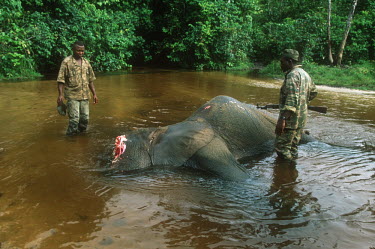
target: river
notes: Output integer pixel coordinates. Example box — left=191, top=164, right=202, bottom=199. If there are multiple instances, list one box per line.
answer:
left=0, top=69, right=374, bottom=249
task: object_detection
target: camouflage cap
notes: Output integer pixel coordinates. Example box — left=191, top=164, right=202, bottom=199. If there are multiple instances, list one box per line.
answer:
left=282, top=49, right=299, bottom=62
left=57, top=102, right=67, bottom=116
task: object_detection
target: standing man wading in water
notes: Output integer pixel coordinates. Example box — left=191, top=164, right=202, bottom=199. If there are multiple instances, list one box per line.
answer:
left=56, top=41, right=98, bottom=135
left=275, top=49, right=318, bottom=160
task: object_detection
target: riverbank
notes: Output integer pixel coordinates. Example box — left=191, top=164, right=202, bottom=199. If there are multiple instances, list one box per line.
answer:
left=2, top=61, right=374, bottom=92
left=0, top=72, right=42, bottom=82
left=258, top=61, right=375, bottom=91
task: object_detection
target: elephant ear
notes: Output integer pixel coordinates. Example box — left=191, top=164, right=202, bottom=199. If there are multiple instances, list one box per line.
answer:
left=151, top=121, right=214, bottom=166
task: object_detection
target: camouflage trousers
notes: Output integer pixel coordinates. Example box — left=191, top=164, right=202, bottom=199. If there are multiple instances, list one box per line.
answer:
left=275, top=128, right=303, bottom=160
left=66, top=99, right=89, bottom=135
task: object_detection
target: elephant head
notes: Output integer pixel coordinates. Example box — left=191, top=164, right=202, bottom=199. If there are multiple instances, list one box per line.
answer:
left=111, top=128, right=156, bottom=171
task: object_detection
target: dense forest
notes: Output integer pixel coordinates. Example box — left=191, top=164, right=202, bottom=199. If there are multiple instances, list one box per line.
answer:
left=1, top=0, right=374, bottom=79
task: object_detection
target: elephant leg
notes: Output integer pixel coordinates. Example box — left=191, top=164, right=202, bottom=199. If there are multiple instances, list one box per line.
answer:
left=190, top=136, right=250, bottom=181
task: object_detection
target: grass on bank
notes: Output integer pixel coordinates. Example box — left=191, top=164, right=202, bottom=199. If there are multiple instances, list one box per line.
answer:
left=0, top=70, right=42, bottom=81
left=259, top=60, right=375, bottom=91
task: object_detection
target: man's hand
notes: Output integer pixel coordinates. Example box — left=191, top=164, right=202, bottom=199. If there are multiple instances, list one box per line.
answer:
left=93, top=95, right=98, bottom=104
left=275, top=110, right=292, bottom=135
left=57, top=95, right=64, bottom=105
left=275, top=117, right=286, bottom=136
left=89, top=82, right=98, bottom=104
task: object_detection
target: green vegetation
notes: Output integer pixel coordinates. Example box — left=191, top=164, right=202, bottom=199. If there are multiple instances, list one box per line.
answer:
left=305, top=61, right=375, bottom=90
left=0, top=0, right=374, bottom=90
left=0, top=0, right=147, bottom=79
left=260, top=61, right=375, bottom=91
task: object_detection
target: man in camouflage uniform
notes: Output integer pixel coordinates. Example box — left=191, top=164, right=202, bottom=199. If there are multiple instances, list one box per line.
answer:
left=275, top=49, right=317, bottom=160
left=57, top=41, right=98, bottom=135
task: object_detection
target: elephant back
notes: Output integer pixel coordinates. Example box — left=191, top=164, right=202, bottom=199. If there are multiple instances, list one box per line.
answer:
left=187, top=96, right=276, bottom=158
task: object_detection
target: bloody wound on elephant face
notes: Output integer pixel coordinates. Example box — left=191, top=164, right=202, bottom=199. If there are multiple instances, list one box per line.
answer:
left=113, top=135, right=127, bottom=163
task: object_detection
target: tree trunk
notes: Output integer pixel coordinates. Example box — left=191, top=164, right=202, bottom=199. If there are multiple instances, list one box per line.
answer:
left=327, top=0, right=334, bottom=65
left=336, top=0, right=358, bottom=66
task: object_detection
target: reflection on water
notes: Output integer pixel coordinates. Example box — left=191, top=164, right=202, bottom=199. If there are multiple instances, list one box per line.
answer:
left=0, top=69, right=374, bottom=249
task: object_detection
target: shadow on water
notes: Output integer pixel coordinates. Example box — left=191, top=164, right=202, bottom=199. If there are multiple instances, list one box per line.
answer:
left=0, top=69, right=374, bottom=248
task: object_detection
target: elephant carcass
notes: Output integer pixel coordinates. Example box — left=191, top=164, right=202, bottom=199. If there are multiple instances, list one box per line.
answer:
left=111, top=95, right=278, bottom=180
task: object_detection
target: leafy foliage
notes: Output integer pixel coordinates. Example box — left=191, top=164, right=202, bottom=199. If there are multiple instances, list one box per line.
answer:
left=0, top=0, right=374, bottom=79
left=159, top=0, right=256, bottom=70
left=0, top=0, right=39, bottom=78
left=0, top=0, right=149, bottom=79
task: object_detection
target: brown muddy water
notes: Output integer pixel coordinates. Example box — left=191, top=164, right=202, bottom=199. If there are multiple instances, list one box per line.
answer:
left=0, top=69, right=374, bottom=249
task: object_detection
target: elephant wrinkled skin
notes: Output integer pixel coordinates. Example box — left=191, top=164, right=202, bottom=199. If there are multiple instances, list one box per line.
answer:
left=111, top=96, right=290, bottom=180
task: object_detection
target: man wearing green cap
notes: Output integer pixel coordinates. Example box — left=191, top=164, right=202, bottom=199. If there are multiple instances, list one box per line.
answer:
left=275, top=49, right=317, bottom=160
left=56, top=41, right=98, bottom=135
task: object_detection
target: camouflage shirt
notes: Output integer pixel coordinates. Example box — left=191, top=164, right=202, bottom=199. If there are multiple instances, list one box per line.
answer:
left=57, top=55, right=96, bottom=100
left=279, top=66, right=317, bottom=129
